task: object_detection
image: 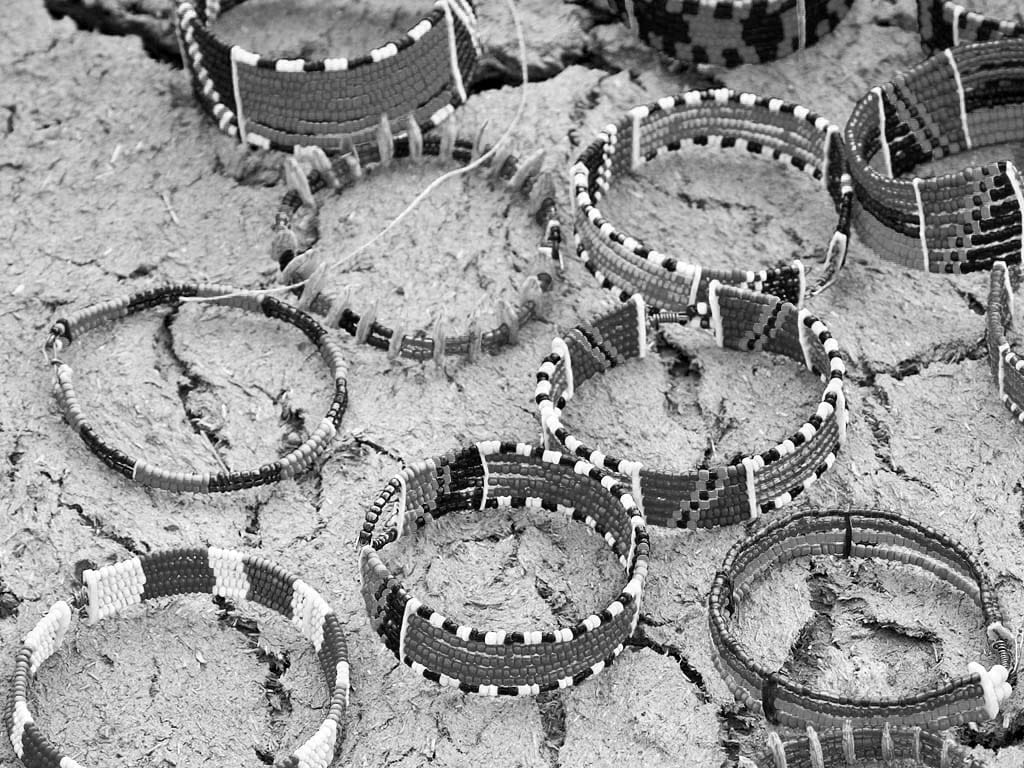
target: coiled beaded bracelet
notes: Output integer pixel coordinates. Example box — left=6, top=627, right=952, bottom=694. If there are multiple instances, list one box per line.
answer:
left=572, top=89, right=853, bottom=308
left=358, top=441, right=650, bottom=694
left=985, top=260, right=1024, bottom=422
left=5, top=548, right=350, bottom=768
left=918, top=0, right=1023, bottom=54
left=45, top=283, right=348, bottom=492
left=173, top=0, right=479, bottom=151
left=709, top=509, right=1016, bottom=730
left=534, top=286, right=847, bottom=528
left=844, top=39, right=1024, bottom=274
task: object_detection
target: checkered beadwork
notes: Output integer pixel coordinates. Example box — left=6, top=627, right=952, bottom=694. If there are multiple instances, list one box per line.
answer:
left=5, top=548, right=350, bottom=768
left=985, top=261, right=1024, bottom=423
left=918, top=0, right=1024, bottom=54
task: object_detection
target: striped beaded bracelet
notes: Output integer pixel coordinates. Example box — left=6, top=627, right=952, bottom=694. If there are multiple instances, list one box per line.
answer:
left=5, top=548, right=350, bottom=768
left=919, top=0, right=1023, bottom=53
left=358, top=441, right=650, bottom=694
left=572, top=88, right=853, bottom=309
left=45, top=283, right=348, bottom=492
left=173, top=0, right=479, bottom=151
left=709, top=509, right=1016, bottom=730
left=985, top=260, right=1024, bottom=422
left=844, top=39, right=1024, bottom=274
left=534, top=285, right=847, bottom=529
left=272, top=133, right=561, bottom=363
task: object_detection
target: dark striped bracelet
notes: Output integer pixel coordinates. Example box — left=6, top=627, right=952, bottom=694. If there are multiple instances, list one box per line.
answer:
left=45, top=283, right=348, bottom=492
left=844, top=39, right=1024, bottom=274
left=918, top=0, right=1023, bottom=54
left=5, top=548, right=349, bottom=768
left=985, top=260, right=1024, bottom=422
left=534, top=286, right=847, bottom=529
left=710, top=509, right=1015, bottom=730
left=272, top=133, right=561, bottom=363
left=173, top=0, right=479, bottom=151
left=358, top=441, right=650, bottom=695
left=572, top=89, right=853, bottom=309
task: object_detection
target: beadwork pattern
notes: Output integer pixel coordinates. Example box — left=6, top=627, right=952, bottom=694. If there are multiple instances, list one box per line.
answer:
left=535, top=286, right=848, bottom=528
left=572, top=88, right=853, bottom=308
left=173, top=0, right=479, bottom=151
left=45, top=283, right=348, bottom=492
left=985, top=260, right=1024, bottom=422
left=844, top=39, right=1024, bottom=273
left=359, top=441, right=650, bottom=694
left=918, top=0, right=1024, bottom=53
left=709, top=509, right=1015, bottom=730
left=4, top=548, right=350, bottom=768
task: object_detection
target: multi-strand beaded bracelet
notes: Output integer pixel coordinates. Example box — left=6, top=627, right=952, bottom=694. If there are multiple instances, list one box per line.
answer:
left=986, top=260, right=1024, bottom=422
left=918, top=0, right=1024, bottom=52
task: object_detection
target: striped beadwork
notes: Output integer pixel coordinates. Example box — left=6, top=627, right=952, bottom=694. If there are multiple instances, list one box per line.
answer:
left=844, top=39, right=1024, bottom=274
left=985, top=260, right=1024, bottom=422
left=359, top=441, right=650, bottom=694
left=535, top=287, right=848, bottom=529
left=45, top=283, right=348, bottom=492
left=709, top=509, right=1015, bottom=730
left=173, top=0, right=479, bottom=151
left=4, top=548, right=350, bottom=768
left=919, top=0, right=1024, bottom=53
left=572, top=88, right=853, bottom=308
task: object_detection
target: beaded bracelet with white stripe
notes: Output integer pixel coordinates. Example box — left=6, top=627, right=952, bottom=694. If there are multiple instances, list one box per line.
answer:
left=534, top=285, right=847, bottom=529
left=172, top=0, right=479, bottom=151
left=45, top=283, right=347, bottom=492
left=710, top=509, right=1015, bottom=730
left=358, top=441, right=650, bottom=694
left=4, top=548, right=350, bottom=768
left=918, top=0, right=1023, bottom=54
left=572, top=89, right=853, bottom=309
left=984, top=260, right=1024, bottom=422
left=844, top=39, right=1024, bottom=274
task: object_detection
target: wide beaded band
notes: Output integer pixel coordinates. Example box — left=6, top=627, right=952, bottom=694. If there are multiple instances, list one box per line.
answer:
left=534, top=287, right=848, bottom=529
left=918, top=0, right=1024, bottom=53
left=45, top=283, right=348, bottom=492
left=572, top=89, right=853, bottom=309
left=709, top=509, right=1015, bottom=730
left=273, top=135, right=561, bottom=363
left=4, top=548, right=350, bottom=768
left=985, top=260, right=1024, bottom=422
left=844, top=39, right=1024, bottom=273
left=173, top=0, right=479, bottom=151
left=358, top=441, right=650, bottom=694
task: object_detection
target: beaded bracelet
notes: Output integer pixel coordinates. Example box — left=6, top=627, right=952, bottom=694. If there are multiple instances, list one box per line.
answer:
left=985, top=260, right=1024, bottom=422
left=918, top=0, right=1023, bottom=54
left=571, top=88, right=853, bottom=309
left=4, top=548, right=349, bottom=768
left=45, top=283, right=348, bottom=492
left=534, top=285, right=847, bottom=529
left=844, top=39, right=1024, bottom=274
left=709, top=509, right=1015, bottom=730
left=173, top=0, right=479, bottom=151
left=358, top=441, right=650, bottom=694
left=272, top=134, right=562, bottom=363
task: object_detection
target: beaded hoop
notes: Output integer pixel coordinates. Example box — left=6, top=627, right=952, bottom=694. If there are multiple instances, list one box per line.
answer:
left=173, top=0, right=479, bottom=151
left=709, top=509, right=1015, bottom=730
left=844, top=39, right=1024, bottom=274
left=534, top=286, right=848, bottom=529
left=272, top=134, right=562, bottom=363
left=985, top=260, right=1024, bottom=421
left=45, top=283, right=348, bottom=492
left=918, top=0, right=1023, bottom=53
left=358, top=441, right=650, bottom=694
left=4, top=548, right=350, bottom=768
left=572, top=89, right=853, bottom=309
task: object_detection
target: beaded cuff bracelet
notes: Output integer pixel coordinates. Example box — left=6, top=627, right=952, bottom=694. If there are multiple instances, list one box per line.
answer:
left=45, top=283, right=348, bottom=492
left=572, top=89, right=853, bottom=309
left=534, top=286, right=847, bottom=529
left=985, top=260, right=1024, bottom=422
left=598, top=0, right=854, bottom=68
left=272, top=134, right=561, bottom=363
left=5, top=548, right=349, bottom=768
left=173, top=0, right=479, bottom=151
left=709, top=509, right=1015, bottom=730
left=919, top=0, right=1023, bottom=53
left=844, top=39, right=1024, bottom=274
left=358, top=441, right=650, bottom=694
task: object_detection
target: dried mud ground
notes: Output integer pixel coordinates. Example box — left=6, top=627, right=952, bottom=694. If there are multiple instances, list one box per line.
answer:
left=3, top=0, right=1024, bottom=766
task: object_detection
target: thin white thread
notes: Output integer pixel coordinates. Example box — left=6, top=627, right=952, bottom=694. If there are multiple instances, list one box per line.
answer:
left=872, top=87, right=892, bottom=178
left=441, top=0, right=468, bottom=105
left=952, top=2, right=963, bottom=47
left=477, top=442, right=490, bottom=510
left=230, top=47, right=248, bottom=144
left=634, top=293, right=647, bottom=359
left=912, top=177, right=930, bottom=272
left=796, top=0, right=807, bottom=50
left=944, top=48, right=972, bottom=149
left=1007, top=161, right=1024, bottom=267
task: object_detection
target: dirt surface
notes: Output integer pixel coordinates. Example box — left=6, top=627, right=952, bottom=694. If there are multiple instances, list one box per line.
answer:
left=3, top=0, right=1024, bottom=766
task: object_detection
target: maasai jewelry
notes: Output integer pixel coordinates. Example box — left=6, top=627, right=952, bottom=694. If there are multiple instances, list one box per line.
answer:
left=985, top=260, right=1024, bottom=422
left=272, top=132, right=561, bottom=363
left=919, top=0, right=1023, bottom=53
left=572, top=88, right=854, bottom=309
left=5, top=548, right=350, bottom=768
left=534, top=287, right=847, bottom=529
left=597, top=0, right=854, bottom=68
left=172, top=0, right=479, bottom=151
left=358, top=441, right=649, bottom=694
left=709, top=509, right=1016, bottom=730
left=45, top=283, right=348, bottom=492
left=844, top=39, right=1024, bottom=274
